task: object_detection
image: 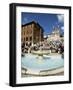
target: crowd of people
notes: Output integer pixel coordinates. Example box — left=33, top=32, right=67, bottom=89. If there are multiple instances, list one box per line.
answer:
left=21, top=39, right=64, bottom=55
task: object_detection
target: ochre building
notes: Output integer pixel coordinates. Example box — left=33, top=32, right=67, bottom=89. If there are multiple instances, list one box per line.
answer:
left=21, top=21, right=44, bottom=47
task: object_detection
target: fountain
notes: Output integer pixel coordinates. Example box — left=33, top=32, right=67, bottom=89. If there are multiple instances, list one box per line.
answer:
left=32, top=47, right=50, bottom=60
left=21, top=53, right=64, bottom=76
left=22, top=44, right=64, bottom=76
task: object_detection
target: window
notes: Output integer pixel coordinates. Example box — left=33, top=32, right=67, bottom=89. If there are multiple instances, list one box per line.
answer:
left=30, top=37, right=32, bottom=41
left=30, top=43, right=31, bottom=46
left=26, top=37, right=28, bottom=41
left=27, top=30, right=29, bottom=34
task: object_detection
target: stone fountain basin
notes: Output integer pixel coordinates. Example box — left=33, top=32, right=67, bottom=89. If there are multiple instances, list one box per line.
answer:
left=22, top=67, right=64, bottom=76
left=21, top=54, right=64, bottom=76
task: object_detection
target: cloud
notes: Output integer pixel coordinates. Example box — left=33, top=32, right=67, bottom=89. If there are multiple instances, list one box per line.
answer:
left=61, top=26, right=64, bottom=30
left=57, top=15, right=64, bottom=23
left=23, top=18, right=28, bottom=22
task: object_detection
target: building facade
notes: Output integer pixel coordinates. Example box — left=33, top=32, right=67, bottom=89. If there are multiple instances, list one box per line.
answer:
left=21, top=21, right=44, bottom=47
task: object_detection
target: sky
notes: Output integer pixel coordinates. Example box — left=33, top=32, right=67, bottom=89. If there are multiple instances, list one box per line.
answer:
left=21, top=12, right=64, bottom=35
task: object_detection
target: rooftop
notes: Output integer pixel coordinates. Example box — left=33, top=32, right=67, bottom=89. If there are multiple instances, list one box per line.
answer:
left=22, top=21, right=44, bottom=31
